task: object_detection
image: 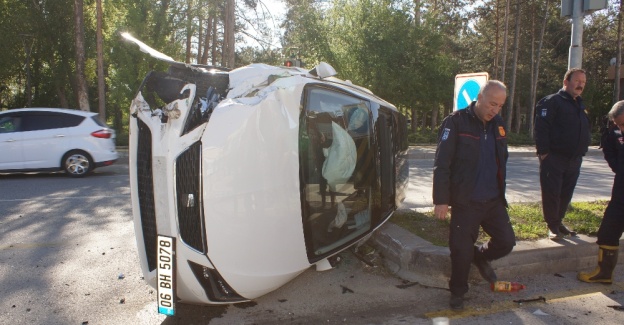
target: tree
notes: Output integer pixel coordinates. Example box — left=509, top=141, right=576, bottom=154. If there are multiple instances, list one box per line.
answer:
left=614, top=1, right=623, bottom=104
left=507, top=0, right=520, bottom=131
left=224, top=0, right=235, bottom=67
left=528, top=0, right=551, bottom=137
left=74, top=0, right=90, bottom=111
left=96, top=0, right=105, bottom=119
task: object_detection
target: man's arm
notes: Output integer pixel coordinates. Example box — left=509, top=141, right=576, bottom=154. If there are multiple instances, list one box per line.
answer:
left=602, top=127, right=619, bottom=173
left=432, top=115, right=457, bottom=210
left=533, top=96, right=557, bottom=156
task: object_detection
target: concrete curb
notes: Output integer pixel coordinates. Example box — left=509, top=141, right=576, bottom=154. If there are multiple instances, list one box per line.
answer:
left=372, top=221, right=624, bottom=288
left=407, top=145, right=603, bottom=160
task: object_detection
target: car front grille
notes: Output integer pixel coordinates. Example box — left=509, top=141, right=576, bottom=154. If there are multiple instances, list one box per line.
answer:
left=176, top=142, right=206, bottom=253
left=137, top=118, right=158, bottom=272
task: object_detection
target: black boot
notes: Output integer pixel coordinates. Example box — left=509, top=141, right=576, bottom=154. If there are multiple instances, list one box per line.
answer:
left=578, top=245, right=619, bottom=284
left=449, top=294, right=464, bottom=310
left=473, top=246, right=497, bottom=284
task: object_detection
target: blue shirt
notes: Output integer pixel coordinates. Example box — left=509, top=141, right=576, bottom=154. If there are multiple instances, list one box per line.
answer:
left=471, top=121, right=499, bottom=201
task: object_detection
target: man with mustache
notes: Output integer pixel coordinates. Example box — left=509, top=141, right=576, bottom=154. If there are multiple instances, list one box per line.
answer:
left=533, top=68, right=591, bottom=240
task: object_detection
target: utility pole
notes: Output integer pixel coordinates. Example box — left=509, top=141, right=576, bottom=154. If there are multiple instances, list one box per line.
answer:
left=561, top=0, right=607, bottom=69
left=568, top=0, right=583, bottom=68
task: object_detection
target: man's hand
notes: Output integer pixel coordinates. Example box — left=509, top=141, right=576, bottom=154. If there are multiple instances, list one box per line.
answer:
left=434, top=204, right=449, bottom=220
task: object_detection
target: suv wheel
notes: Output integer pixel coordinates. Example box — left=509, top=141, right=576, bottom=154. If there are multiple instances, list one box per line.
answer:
left=62, top=150, right=93, bottom=177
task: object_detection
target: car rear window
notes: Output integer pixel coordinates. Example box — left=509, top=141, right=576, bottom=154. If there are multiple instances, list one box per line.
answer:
left=22, top=112, right=85, bottom=131
left=90, top=115, right=108, bottom=127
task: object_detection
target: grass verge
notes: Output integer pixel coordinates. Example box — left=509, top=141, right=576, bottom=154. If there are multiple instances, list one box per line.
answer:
left=390, top=201, right=608, bottom=247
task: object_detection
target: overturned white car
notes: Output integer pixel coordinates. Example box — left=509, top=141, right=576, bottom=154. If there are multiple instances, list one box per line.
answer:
left=125, top=34, right=408, bottom=314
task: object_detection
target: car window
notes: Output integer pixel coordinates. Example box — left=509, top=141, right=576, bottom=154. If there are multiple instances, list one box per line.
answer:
left=90, top=115, right=108, bottom=127
left=22, top=113, right=85, bottom=131
left=0, top=115, right=21, bottom=133
left=300, top=86, right=374, bottom=261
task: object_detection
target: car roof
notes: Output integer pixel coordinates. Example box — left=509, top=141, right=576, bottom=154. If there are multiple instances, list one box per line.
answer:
left=0, top=108, right=98, bottom=117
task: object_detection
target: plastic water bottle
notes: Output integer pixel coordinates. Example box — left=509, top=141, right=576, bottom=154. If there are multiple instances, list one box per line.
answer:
left=491, top=281, right=526, bottom=292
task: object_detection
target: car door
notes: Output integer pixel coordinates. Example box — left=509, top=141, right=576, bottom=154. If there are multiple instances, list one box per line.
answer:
left=0, top=113, right=24, bottom=170
left=21, top=112, right=83, bottom=169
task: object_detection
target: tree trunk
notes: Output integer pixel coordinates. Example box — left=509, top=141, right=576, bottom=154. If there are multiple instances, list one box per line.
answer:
left=529, top=0, right=551, bottom=138
left=201, top=16, right=213, bottom=65
left=185, top=0, right=193, bottom=64
left=22, top=36, right=33, bottom=107
left=500, top=0, right=511, bottom=82
left=615, top=3, right=623, bottom=104
left=211, top=16, right=218, bottom=66
left=494, top=0, right=500, bottom=79
left=413, top=0, right=420, bottom=24
left=224, top=0, right=235, bottom=68
left=197, top=7, right=203, bottom=63
left=430, top=106, right=438, bottom=130
left=74, top=0, right=90, bottom=111
left=506, top=0, right=521, bottom=131
left=96, top=0, right=105, bottom=120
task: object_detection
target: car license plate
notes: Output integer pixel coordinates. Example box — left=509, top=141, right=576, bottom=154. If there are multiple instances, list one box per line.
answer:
left=157, top=235, right=175, bottom=316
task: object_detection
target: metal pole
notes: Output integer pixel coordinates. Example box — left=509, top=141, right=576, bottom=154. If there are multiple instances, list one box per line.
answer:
left=568, top=0, right=583, bottom=69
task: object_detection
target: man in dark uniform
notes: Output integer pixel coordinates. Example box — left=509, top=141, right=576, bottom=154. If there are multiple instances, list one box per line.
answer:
left=578, top=100, right=624, bottom=283
left=433, top=80, right=516, bottom=310
left=533, top=68, right=591, bottom=239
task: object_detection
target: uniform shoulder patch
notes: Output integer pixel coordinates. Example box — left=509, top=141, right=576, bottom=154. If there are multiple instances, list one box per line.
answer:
left=541, top=108, right=547, bottom=117
left=441, top=128, right=451, bottom=141
left=498, top=126, right=506, bottom=137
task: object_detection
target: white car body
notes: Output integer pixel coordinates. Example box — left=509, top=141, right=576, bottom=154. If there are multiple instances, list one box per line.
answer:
left=0, top=108, right=118, bottom=176
left=125, top=35, right=408, bottom=310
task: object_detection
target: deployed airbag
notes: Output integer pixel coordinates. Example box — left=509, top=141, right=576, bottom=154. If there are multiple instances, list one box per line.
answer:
left=322, top=121, right=357, bottom=189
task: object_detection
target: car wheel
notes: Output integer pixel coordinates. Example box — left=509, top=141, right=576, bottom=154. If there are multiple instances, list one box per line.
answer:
left=62, top=150, right=93, bottom=177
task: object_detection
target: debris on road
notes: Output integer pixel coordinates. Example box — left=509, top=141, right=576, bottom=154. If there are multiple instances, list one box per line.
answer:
left=513, top=296, right=546, bottom=304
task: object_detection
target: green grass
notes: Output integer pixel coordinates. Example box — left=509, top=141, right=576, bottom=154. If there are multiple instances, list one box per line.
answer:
left=390, top=201, right=608, bottom=247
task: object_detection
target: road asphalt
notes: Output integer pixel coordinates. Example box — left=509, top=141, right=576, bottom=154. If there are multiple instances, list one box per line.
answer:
left=372, top=145, right=624, bottom=289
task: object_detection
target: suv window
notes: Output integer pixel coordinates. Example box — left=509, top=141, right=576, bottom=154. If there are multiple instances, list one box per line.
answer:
left=90, top=116, right=108, bottom=127
left=21, top=112, right=85, bottom=131
left=0, top=115, right=21, bottom=133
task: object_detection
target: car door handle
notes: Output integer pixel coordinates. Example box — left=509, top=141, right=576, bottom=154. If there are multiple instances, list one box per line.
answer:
left=4, top=138, right=16, bottom=142
left=55, top=134, right=66, bottom=138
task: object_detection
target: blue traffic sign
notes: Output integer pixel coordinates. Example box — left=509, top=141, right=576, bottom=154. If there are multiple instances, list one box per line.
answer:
left=456, top=79, right=481, bottom=110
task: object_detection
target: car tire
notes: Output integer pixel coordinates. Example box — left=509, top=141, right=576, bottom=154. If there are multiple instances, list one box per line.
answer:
left=62, top=150, right=93, bottom=177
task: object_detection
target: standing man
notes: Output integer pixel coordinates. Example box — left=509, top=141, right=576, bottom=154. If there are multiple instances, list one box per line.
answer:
left=533, top=68, right=591, bottom=239
left=578, top=101, right=624, bottom=283
left=433, top=80, right=516, bottom=310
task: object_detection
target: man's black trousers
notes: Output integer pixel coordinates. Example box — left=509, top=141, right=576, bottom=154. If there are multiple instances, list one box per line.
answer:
left=539, top=153, right=583, bottom=231
left=597, top=173, right=624, bottom=246
left=448, top=199, right=516, bottom=296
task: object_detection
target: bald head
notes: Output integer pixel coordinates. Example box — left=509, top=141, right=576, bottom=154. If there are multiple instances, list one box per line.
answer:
left=475, top=80, right=507, bottom=124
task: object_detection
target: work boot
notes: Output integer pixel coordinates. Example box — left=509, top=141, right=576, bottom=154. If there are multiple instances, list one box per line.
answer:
left=578, top=245, right=619, bottom=284
left=558, top=224, right=577, bottom=237
left=449, top=294, right=464, bottom=310
left=473, top=247, right=497, bottom=284
left=548, top=228, right=564, bottom=241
